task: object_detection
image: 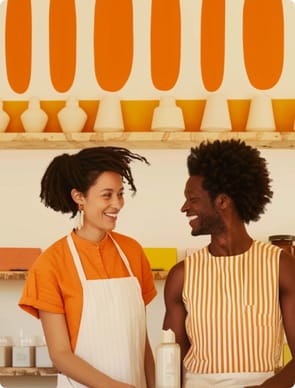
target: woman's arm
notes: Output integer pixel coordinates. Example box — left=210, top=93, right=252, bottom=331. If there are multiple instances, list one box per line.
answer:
left=144, top=331, right=155, bottom=388
left=39, top=310, right=135, bottom=388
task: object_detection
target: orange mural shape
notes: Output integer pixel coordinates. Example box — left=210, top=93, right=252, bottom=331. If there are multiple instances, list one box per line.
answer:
left=94, top=0, right=133, bottom=91
left=243, top=0, right=284, bottom=90
left=151, top=0, right=181, bottom=90
left=200, top=0, right=225, bottom=92
left=5, top=0, right=32, bottom=93
left=49, top=0, right=76, bottom=93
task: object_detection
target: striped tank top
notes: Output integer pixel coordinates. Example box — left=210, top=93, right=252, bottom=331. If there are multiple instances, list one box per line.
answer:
left=182, top=240, right=284, bottom=374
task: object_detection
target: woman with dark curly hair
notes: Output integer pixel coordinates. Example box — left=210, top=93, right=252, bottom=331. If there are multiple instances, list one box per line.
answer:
left=19, top=146, right=156, bottom=388
left=163, top=139, right=295, bottom=388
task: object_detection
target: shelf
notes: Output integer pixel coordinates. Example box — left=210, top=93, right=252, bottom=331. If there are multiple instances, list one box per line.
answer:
left=0, top=271, right=28, bottom=280
left=0, top=367, right=58, bottom=377
left=1, top=131, right=295, bottom=149
left=0, top=270, right=167, bottom=281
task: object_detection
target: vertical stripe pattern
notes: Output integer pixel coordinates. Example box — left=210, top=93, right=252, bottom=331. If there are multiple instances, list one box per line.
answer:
left=183, top=240, right=284, bottom=373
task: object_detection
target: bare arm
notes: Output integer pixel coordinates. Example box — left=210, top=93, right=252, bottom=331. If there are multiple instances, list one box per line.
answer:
left=246, top=250, right=295, bottom=388
left=144, top=331, right=155, bottom=388
left=39, top=310, right=135, bottom=388
left=162, top=261, right=190, bottom=369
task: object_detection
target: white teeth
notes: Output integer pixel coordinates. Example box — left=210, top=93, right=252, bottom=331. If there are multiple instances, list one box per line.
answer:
left=187, top=215, right=198, bottom=221
left=105, top=213, right=118, bottom=218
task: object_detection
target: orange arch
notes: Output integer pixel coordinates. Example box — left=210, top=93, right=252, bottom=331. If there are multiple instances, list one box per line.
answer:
left=5, top=0, right=32, bottom=93
left=94, top=0, right=133, bottom=91
left=151, top=0, right=181, bottom=90
left=200, top=0, right=225, bottom=92
left=243, top=0, right=284, bottom=89
left=49, top=0, right=76, bottom=93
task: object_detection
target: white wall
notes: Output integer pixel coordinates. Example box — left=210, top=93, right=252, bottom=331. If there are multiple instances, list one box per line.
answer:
left=0, top=147, right=295, bottom=387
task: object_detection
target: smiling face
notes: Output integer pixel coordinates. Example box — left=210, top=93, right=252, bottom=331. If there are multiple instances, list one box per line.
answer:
left=72, top=171, right=125, bottom=240
left=181, top=175, right=225, bottom=236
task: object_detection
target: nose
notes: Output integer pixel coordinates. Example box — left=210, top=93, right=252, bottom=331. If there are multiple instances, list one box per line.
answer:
left=112, top=194, right=124, bottom=209
left=180, top=201, right=187, bottom=213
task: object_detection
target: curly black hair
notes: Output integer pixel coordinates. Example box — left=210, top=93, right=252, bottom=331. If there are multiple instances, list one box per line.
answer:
left=187, top=139, right=273, bottom=223
left=40, top=146, right=149, bottom=217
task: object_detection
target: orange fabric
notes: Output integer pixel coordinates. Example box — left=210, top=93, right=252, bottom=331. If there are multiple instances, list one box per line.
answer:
left=19, top=230, right=157, bottom=350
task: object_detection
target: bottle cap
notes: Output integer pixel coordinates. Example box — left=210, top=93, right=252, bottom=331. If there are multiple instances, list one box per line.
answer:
left=161, top=329, right=175, bottom=343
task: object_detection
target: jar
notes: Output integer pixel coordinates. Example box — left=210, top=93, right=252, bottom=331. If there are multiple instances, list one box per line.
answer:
left=268, top=234, right=295, bottom=256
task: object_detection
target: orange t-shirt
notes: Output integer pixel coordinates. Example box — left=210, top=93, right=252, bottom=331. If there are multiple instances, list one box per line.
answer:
left=19, top=230, right=157, bottom=350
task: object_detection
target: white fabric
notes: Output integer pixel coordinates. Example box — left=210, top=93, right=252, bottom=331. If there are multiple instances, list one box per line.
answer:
left=183, top=370, right=274, bottom=387
left=56, top=234, right=147, bottom=388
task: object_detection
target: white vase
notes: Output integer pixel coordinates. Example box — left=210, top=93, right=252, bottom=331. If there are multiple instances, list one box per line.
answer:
left=94, top=94, right=124, bottom=132
left=246, top=95, right=276, bottom=131
left=151, top=95, right=185, bottom=132
left=200, top=93, right=232, bottom=132
left=0, top=100, right=10, bottom=132
left=21, top=97, right=48, bottom=133
left=58, top=96, right=87, bottom=133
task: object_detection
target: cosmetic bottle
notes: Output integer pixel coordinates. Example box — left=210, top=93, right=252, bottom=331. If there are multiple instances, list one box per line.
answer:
left=155, top=329, right=180, bottom=388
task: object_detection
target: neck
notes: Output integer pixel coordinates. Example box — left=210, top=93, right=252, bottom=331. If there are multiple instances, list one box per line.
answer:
left=74, top=227, right=107, bottom=244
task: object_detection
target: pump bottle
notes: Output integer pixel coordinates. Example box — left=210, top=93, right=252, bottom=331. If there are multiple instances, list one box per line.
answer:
left=155, top=329, right=180, bottom=388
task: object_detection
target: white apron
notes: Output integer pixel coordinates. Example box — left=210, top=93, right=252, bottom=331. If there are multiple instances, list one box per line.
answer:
left=183, top=370, right=274, bottom=387
left=57, top=234, right=147, bottom=388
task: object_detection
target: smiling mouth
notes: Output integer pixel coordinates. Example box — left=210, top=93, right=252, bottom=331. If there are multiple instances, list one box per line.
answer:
left=187, top=215, right=198, bottom=222
left=104, top=212, right=118, bottom=219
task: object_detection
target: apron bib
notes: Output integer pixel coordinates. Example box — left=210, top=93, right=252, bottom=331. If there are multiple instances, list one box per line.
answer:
left=184, top=370, right=274, bottom=387
left=57, top=234, right=147, bottom=388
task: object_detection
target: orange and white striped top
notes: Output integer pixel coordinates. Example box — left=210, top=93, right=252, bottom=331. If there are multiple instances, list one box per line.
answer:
left=183, top=240, right=284, bottom=374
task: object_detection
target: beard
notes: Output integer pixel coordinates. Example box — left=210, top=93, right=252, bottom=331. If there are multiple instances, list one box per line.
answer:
left=191, top=213, right=225, bottom=236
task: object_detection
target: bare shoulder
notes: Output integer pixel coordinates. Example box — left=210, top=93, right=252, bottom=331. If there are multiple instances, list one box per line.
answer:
left=164, top=260, right=185, bottom=301
left=279, top=250, right=295, bottom=293
left=166, top=260, right=184, bottom=283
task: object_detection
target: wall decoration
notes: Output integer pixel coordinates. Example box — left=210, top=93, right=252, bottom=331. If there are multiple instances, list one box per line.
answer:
left=49, top=0, right=76, bottom=92
left=200, top=0, right=225, bottom=92
left=151, top=0, right=181, bottom=90
left=5, top=0, right=31, bottom=93
left=94, top=0, right=133, bottom=91
left=243, top=0, right=284, bottom=89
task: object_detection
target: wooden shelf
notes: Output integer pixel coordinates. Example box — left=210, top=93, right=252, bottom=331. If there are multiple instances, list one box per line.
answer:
left=0, top=271, right=28, bottom=280
left=0, top=367, right=57, bottom=377
left=1, top=131, right=295, bottom=149
left=0, top=270, right=167, bottom=280
left=151, top=270, right=168, bottom=280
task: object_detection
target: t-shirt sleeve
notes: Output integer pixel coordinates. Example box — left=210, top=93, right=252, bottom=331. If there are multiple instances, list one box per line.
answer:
left=140, top=250, right=157, bottom=305
left=18, top=252, right=65, bottom=319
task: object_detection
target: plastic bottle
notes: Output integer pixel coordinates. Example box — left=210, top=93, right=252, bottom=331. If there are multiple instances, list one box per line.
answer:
left=155, top=329, right=180, bottom=388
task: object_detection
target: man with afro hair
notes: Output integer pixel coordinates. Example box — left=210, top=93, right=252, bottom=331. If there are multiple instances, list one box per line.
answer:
left=163, top=139, right=295, bottom=387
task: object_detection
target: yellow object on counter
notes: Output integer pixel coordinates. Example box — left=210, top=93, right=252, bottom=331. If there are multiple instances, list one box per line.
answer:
left=144, top=248, right=177, bottom=271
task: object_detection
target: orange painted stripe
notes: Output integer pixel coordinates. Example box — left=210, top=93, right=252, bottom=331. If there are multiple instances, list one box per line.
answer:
left=200, top=0, right=225, bottom=92
left=94, top=0, right=133, bottom=91
left=151, top=0, right=181, bottom=90
left=243, top=0, right=284, bottom=89
left=5, top=0, right=32, bottom=93
left=49, top=0, right=76, bottom=93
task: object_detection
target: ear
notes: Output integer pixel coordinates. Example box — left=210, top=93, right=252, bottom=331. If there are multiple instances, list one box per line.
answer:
left=71, top=188, right=84, bottom=206
left=214, top=193, right=232, bottom=210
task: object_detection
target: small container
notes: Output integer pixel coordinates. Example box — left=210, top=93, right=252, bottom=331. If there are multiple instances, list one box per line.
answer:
left=35, top=337, right=53, bottom=367
left=12, top=335, right=35, bottom=367
left=269, top=234, right=295, bottom=256
left=0, top=337, right=12, bottom=367
left=155, top=329, right=180, bottom=388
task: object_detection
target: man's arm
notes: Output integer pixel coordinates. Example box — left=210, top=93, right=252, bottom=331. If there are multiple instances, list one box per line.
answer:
left=162, top=260, right=190, bottom=367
